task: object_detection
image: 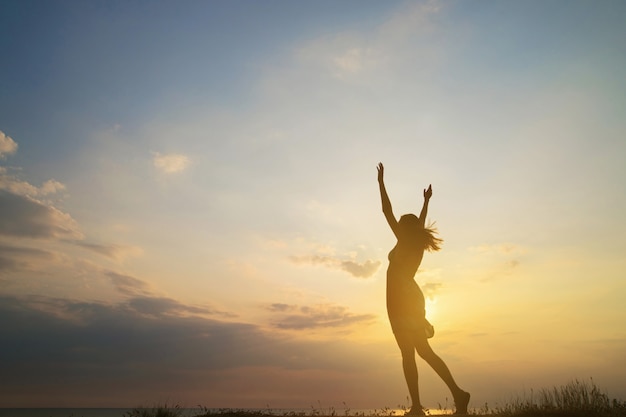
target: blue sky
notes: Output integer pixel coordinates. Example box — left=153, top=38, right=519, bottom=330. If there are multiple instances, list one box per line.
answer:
left=1, top=0, right=625, bottom=409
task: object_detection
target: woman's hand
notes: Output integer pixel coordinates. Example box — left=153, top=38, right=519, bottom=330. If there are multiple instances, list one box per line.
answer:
left=377, top=162, right=385, bottom=183
left=423, top=184, right=432, bottom=200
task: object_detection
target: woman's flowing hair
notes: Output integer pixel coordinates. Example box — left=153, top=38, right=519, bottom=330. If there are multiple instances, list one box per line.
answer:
left=399, top=214, right=443, bottom=252
left=421, top=221, right=443, bottom=252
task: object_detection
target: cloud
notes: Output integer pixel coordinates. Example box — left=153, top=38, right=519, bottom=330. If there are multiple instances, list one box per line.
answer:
left=0, top=135, right=78, bottom=240
left=505, top=259, right=520, bottom=269
left=0, top=294, right=388, bottom=407
left=333, top=48, right=367, bottom=74
left=295, top=32, right=380, bottom=81
left=153, top=152, right=191, bottom=173
left=0, top=295, right=265, bottom=374
left=292, top=0, right=442, bottom=82
left=377, top=0, right=441, bottom=42
left=339, top=259, right=381, bottom=278
left=289, top=254, right=381, bottom=278
left=38, top=179, right=66, bottom=195
left=0, top=131, right=18, bottom=158
left=268, top=302, right=293, bottom=312
left=127, top=296, right=221, bottom=318
left=0, top=189, right=83, bottom=240
left=103, top=271, right=235, bottom=318
left=0, top=170, right=66, bottom=198
left=105, top=271, right=151, bottom=296
left=267, top=303, right=376, bottom=331
left=0, top=135, right=65, bottom=197
left=0, top=243, right=56, bottom=272
left=421, top=282, right=443, bottom=301
left=77, top=242, right=143, bottom=261
left=329, top=46, right=380, bottom=79
left=0, top=136, right=138, bottom=260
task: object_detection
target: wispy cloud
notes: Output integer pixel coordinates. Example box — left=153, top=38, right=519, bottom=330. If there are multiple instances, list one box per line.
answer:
left=292, top=0, right=443, bottom=82
left=267, top=302, right=376, bottom=330
left=421, top=282, right=443, bottom=301
left=0, top=131, right=17, bottom=158
left=0, top=244, right=56, bottom=273
left=289, top=254, right=381, bottom=279
left=105, top=271, right=151, bottom=296
left=127, top=296, right=222, bottom=318
left=103, top=270, right=235, bottom=318
left=77, top=242, right=143, bottom=261
left=333, top=48, right=368, bottom=74
left=152, top=152, right=191, bottom=173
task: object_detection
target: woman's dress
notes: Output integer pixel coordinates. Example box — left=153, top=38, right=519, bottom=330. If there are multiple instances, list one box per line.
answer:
left=386, top=243, right=434, bottom=337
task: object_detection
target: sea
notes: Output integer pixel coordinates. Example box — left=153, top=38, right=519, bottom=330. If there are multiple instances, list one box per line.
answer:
left=0, top=410, right=132, bottom=417
left=0, top=410, right=138, bottom=417
left=0, top=409, right=203, bottom=417
left=0, top=409, right=454, bottom=417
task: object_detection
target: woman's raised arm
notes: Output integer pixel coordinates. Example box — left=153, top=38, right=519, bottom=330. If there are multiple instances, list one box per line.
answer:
left=418, top=184, right=432, bottom=228
left=378, top=163, right=399, bottom=238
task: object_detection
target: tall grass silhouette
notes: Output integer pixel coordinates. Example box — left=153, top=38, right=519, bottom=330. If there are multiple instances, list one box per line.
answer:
left=125, top=379, right=626, bottom=417
left=482, top=378, right=626, bottom=416
left=124, top=403, right=184, bottom=417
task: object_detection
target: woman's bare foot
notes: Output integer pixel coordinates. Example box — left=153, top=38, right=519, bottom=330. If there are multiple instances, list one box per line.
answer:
left=453, top=390, right=470, bottom=415
left=404, top=405, right=425, bottom=416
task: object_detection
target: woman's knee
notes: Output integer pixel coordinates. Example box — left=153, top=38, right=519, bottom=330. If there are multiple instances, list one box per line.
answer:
left=394, top=333, right=416, bottom=358
left=400, top=345, right=415, bottom=360
left=415, top=341, right=436, bottom=361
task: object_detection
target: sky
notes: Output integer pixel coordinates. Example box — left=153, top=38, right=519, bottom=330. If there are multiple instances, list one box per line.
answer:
left=1, top=0, right=625, bottom=410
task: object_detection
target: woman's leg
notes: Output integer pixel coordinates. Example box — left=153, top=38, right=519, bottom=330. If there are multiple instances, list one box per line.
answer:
left=414, top=335, right=470, bottom=414
left=394, top=331, right=424, bottom=415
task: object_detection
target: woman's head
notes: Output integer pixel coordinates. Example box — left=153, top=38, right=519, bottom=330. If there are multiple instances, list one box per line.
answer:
left=398, top=214, right=422, bottom=242
left=399, top=213, right=421, bottom=231
left=399, top=213, right=443, bottom=252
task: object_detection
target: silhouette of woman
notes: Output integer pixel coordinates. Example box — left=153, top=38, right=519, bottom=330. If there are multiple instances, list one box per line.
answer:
left=377, top=163, right=470, bottom=416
